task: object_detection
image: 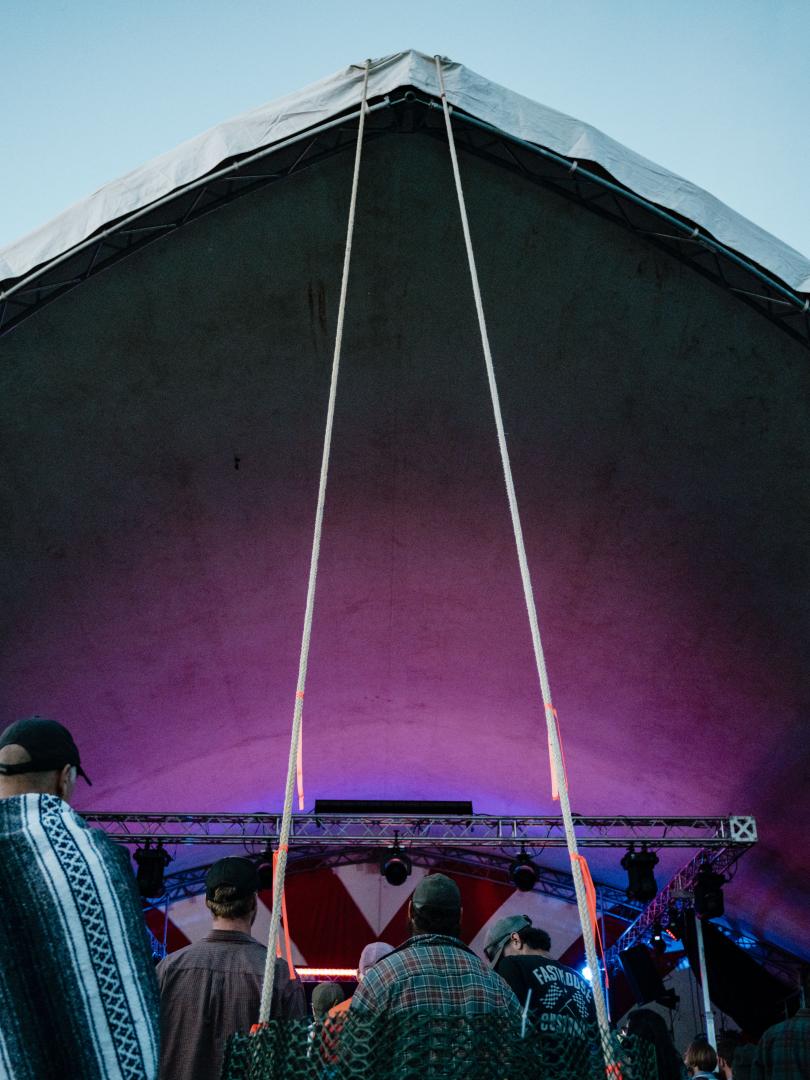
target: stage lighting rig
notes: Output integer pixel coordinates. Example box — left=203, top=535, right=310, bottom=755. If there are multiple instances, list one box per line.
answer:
left=380, top=841, right=412, bottom=886
left=134, top=840, right=172, bottom=899
left=621, top=844, right=659, bottom=902
left=694, top=862, right=726, bottom=919
left=509, top=845, right=540, bottom=892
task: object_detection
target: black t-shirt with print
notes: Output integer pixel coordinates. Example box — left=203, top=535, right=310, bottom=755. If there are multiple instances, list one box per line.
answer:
left=495, top=955, right=596, bottom=1037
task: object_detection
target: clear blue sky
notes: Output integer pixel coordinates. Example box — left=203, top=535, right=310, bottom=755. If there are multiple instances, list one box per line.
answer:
left=2, top=0, right=809, bottom=259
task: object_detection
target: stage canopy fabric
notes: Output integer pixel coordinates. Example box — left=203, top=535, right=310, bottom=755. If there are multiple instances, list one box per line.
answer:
left=1, top=51, right=808, bottom=967
left=3, top=51, right=810, bottom=292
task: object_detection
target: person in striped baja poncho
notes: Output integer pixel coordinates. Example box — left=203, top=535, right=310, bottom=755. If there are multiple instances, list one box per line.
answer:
left=0, top=716, right=160, bottom=1080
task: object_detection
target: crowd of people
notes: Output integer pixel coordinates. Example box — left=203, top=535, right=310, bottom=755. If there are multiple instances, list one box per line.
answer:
left=1, top=716, right=808, bottom=1080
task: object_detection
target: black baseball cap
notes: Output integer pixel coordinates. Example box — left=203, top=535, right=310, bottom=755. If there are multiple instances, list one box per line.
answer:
left=0, top=716, right=91, bottom=785
left=412, top=873, right=461, bottom=911
left=205, top=857, right=260, bottom=900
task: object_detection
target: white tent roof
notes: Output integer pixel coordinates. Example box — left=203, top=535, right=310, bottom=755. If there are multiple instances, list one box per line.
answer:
left=2, top=49, right=809, bottom=293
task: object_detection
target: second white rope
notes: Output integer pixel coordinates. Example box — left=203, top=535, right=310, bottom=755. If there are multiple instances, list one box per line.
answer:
left=433, top=54, right=614, bottom=1066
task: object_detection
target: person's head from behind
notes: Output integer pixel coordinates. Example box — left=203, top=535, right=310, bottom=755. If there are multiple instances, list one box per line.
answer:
left=205, top=858, right=259, bottom=930
left=625, top=1008, right=672, bottom=1044
left=716, top=1031, right=742, bottom=1079
left=484, top=914, right=551, bottom=968
left=622, top=1009, right=684, bottom=1080
left=684, top=1039, right=717, bottom=1076
left=311, top=982, right=344, bottom=1020
left=357, top=941, right=394, bottom=981
left=0, top=716, right=91, bottom=804
left=407, top=874, right=462, bottom=938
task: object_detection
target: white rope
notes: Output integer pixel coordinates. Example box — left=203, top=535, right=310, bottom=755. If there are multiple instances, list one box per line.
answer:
left=257, top=59, right=371, bottom=1025
left=521, top=988, right=533, bottom=1039
left=433, top=55, right=614, bottom=1068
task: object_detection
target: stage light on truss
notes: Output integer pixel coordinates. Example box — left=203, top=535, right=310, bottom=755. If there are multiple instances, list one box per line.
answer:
left=380, top=843, right=412, bottom=886
left=694, top=862, right=726, bottom=919
left=580, top=965, right=593, bottom=983
left=509, top=845, right=539, bottom=892
left=134, top=840, right=172, bottom=899
left=621, top=844, right=659, bottom=902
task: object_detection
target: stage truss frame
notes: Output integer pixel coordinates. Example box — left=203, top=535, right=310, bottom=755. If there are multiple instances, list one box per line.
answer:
left=87, top=811, right=758, bottom=952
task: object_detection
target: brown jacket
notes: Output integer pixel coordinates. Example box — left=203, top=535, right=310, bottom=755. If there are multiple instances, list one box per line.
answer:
left=156, top=929, right=306, bottom=1080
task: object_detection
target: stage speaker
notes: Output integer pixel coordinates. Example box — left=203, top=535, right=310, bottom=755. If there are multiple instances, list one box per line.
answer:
left=313, top=799, right=473, bottom=815
left=619, top=944, right=667, bottom=1005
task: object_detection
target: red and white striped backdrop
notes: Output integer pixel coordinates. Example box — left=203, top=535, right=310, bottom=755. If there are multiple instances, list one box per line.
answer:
left=146, top=862, right=628, bottom=970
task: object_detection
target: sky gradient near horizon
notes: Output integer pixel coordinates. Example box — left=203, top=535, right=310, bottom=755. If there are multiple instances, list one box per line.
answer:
left=2, top=0, right=809, bottom=262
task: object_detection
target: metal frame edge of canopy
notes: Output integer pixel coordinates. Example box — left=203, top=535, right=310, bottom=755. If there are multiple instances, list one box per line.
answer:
left=1, top=91, right=808, bottom=346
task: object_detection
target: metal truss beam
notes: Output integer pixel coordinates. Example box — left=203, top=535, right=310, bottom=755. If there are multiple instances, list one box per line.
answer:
left=2, top=94, right=807, bottom=348
left=84, top=810, right=756, bottom=848
left=603, top=845, right=808, bottom=984
left=116, top=810, right=786, bottom=973
left=604, top=844, right=751, bottom=969
left=87, top=810, right=754, bottom=929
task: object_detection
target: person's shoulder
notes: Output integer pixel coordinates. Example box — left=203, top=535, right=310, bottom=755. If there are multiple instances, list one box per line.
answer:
left=232, top=934, right=268, bottom=975
left=158, top=939, right=207, bottom=970
left=364, top=947, right=404, bottom=978
left=156, top=942, right=198, bottom=986
left=757, top=1015, right=797, bottom=1044
left=351, top=955, right=399, bottom=1010
left=496, top=954, right=532, bottom=971
left=328, top=996, right=352, bottom=1018
left=57, top=803, right=134, bottom=871
left=495, top=954, right=537, bottom=979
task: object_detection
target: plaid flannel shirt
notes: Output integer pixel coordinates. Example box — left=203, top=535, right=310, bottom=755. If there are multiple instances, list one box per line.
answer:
left=751, top=1009, right=810, bottom=1080
left=350, top=934, right=522, bottom=1019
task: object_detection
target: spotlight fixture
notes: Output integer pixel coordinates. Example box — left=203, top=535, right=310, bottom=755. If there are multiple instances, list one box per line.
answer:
left=509, top=845, right=539, bottom=892
left=694, top=862, right=726, bottom=919
left=621, top=844, right=659, bottom=902
left=380, top=842, right=412, bottom=886
left=134, top=840, right=172, bottom=899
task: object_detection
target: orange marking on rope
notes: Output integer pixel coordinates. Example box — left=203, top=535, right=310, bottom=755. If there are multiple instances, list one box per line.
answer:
left=296, top=690, right=304, bottom=699
left=572, top=853, right=609, bottom=987
left=546, top=705, right=569, bottom=802
left=272, top=853, right=283, bottom=958
left=271, top=850, right=295, bottom=976
left=548, top=736, right=560, bottom=801
left=556, top=712, right=569, bottom=791
left=280, top=873, right=294, bottom=979
left=296, top=732, right=305, bottom=810
left=545, top=703, right=566, bottom=800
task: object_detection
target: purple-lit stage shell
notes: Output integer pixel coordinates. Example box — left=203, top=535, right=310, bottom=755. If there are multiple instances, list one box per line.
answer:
left=1, top=52, right=809, bottom=967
